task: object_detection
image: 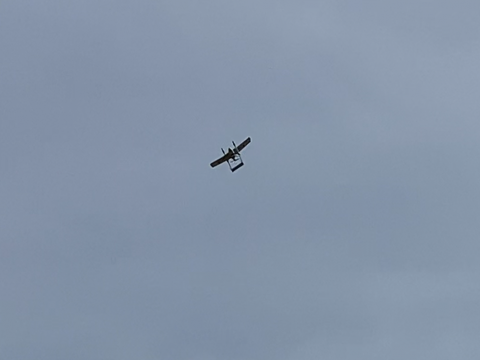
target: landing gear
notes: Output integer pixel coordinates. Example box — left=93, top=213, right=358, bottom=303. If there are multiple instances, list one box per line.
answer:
left=227, top=153, right=244, bottom=172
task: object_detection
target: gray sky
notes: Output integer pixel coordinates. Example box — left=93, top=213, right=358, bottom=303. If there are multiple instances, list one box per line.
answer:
left=1, top=1, right=480, bottom=359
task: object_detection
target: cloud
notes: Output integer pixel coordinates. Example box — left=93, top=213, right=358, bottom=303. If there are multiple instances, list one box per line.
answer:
left=1, top=0, right=480, bottom=359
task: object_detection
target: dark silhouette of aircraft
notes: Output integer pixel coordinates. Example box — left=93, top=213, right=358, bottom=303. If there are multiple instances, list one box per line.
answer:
left=210, top=137, right=251, bottom=172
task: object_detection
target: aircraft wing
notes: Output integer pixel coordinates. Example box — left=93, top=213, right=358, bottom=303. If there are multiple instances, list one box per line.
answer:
left=236, top=137, right=251, bottom=152
left=210, top=152, right=233, bottom=168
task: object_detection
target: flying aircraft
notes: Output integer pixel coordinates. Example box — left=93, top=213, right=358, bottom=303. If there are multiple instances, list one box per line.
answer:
left=210, top=137, right=251, bottom=172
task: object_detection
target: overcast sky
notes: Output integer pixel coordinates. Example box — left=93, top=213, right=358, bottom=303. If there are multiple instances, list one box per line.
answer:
left=1, top=1, right=480, bottom=359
